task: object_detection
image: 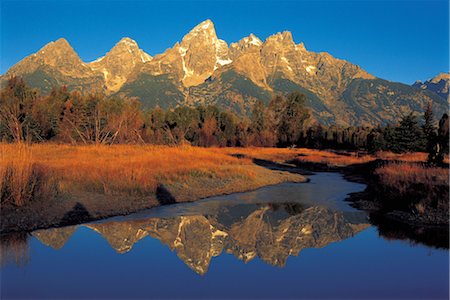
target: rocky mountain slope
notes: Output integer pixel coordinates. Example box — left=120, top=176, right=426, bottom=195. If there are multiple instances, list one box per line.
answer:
left=2, top=20, right=447, bottom=126
left=413, top=73, right=449, bottom=101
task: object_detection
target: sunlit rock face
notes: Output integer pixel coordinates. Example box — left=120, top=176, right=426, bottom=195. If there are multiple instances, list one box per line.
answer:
left=177, top=19, right=231, bottom=87
left=140, top=19, right=232, bottom=88
left=6, top=38, right=90, bottom=77
left=3, top=38, right=105, bottom=93
left=228, top=34, right=268, bottom=89
left=30, top=203, right=369, bottom=275
left=88, top=38, right=152, bottom=93
left=2, top=20, right=446, bottom=125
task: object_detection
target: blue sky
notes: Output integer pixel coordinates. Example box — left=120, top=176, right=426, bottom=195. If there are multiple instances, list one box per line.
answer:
left=0, top=0, right=448, bottom=84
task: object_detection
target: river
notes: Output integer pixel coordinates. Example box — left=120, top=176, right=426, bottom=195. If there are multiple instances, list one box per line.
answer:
left=1, top=173, right=448, bottom=299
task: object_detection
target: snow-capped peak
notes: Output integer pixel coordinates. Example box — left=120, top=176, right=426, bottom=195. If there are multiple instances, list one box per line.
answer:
left=201, top=19, right=213, bottom=29
left=191, top=19, right=214, bottom=32
left=245, top=34, right=262, bottom=46
left=118, top=37, right=138, bottom=47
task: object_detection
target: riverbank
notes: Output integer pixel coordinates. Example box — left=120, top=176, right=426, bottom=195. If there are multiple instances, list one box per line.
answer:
left=0, top=144, right=306, bottom=233
left=1, top=144, right=447, bottom=233
left=288, top=150, right=449, bottom=227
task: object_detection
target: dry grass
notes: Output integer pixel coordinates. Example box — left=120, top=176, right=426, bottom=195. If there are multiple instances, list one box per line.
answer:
left=292, top=148, right=374, bottom=167
left=374, top=161, right=449, bottom=216
left=0, top=144, right=258, bottom=198
left=216, top=147, right=303, bottom=163
left=0, top=144, right=55, bottom=207
left=1, top=143, right=447, bottom=208
left=285, top=148, right=447, bottom=167
left=376, top=151, right=428, bottom=162
left=215, top=147, right=374, bottom=166
left=375, top=162, right=448, bottom=193
left=1, top=144, right=308, bottom=232
left=376, top=151, right=450, bottom=164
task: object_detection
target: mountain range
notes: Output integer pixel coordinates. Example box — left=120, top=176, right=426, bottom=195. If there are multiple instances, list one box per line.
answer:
left=32, top=203, right=369, bottom=275
left=1, top=20, right=448, bottom=126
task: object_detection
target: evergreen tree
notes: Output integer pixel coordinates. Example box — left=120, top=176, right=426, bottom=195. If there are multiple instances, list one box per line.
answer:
left=435, top=113, right=449, bottom=164
left=391, top=113, right=425, bottom=153
left=423, top=102, right=438, bottom=162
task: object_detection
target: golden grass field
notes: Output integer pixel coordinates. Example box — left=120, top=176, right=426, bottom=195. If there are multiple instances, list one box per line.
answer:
left=0, top=144, right=248, bottom=205
left=0, top=143, right=306, bottom=208
left=1, top=143, right=448, bottom=208
left=1, top=143, right=448, bottom=233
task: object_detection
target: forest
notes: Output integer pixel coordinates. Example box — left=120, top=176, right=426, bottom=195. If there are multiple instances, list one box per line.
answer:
left=0, top=77, right=448, bottom=163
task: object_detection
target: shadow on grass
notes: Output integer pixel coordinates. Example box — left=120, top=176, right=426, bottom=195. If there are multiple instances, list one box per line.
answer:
left=156, top=184, right=177, bottom=205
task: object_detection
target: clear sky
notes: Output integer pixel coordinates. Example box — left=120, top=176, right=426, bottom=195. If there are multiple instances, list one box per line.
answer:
left=0, top=0, right=448, bottom=84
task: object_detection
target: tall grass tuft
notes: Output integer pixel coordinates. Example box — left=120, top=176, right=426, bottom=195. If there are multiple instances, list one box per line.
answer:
left=0, top=144, right=258, bottom=200
left=375, top=162, right=449, bottom=212
left=0, top=144, right=56, bottom=207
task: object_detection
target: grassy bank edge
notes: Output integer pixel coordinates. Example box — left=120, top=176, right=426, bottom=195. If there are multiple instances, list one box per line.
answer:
left=1, top=144, right=307, bottom=233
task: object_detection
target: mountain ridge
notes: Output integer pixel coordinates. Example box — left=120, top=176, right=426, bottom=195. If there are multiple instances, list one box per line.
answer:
left=1, top=19, right=448, bottom=126
left=413, top=73, right=449, bottom=101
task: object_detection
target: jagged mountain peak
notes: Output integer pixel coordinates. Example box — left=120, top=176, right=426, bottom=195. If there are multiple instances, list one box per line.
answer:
left=88, top=37, right=152, bottom=92
left=106, top=37, right=151, bottom=61
left=265, top=31, right=295, bottom=46
left=242, top=34, right=263, bottom=46
left=189, top=19, right=215, bottom=33
left=37, top=38, right=79, bottom=60
left=231, top=33, right=263, bottom=50
left=175, top=19, right=232, bottom=86
left=430, top=72, right=450, bottom=83
left=3, top=36, right=96, bottom=83
left=295, top=42, right=307, bottom=52
left=44, top=37, right=72, bottom=49
left=413, top=72, right=449, bottom=100
left=2, top=23, right=447, bottom=127
left=181, top=19, right=220, bottom=46
left=117, top=37, right=139, bottom=46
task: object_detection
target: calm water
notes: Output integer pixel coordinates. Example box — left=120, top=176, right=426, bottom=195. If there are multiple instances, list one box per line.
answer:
left=1, top=173, right=448, bottom=299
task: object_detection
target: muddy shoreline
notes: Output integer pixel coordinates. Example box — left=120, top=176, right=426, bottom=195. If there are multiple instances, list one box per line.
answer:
left=0, top=163, right=306, bottom=234
left=289, top=158, right=449, bottom=228
left=1, top=155, right=447, bottom=235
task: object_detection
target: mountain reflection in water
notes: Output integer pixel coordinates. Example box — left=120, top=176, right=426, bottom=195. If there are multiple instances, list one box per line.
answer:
left=27, top=203, right=368, bottom=275
left=2, top=173, right=448, bottom=300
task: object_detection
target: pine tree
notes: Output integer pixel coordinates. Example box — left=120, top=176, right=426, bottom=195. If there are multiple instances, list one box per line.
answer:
left=423, top=102, right=437, bottom=162
left=391, top=113, right=425, bottom=153
left=435, top=113, right=449, bottom=164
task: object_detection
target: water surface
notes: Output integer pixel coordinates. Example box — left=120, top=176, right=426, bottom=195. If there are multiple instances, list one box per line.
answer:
left=1, top=173, right=448, bottom=299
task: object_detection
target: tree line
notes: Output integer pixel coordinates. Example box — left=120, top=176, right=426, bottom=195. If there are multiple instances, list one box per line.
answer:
left=1, top=77, right=448, bottom=162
